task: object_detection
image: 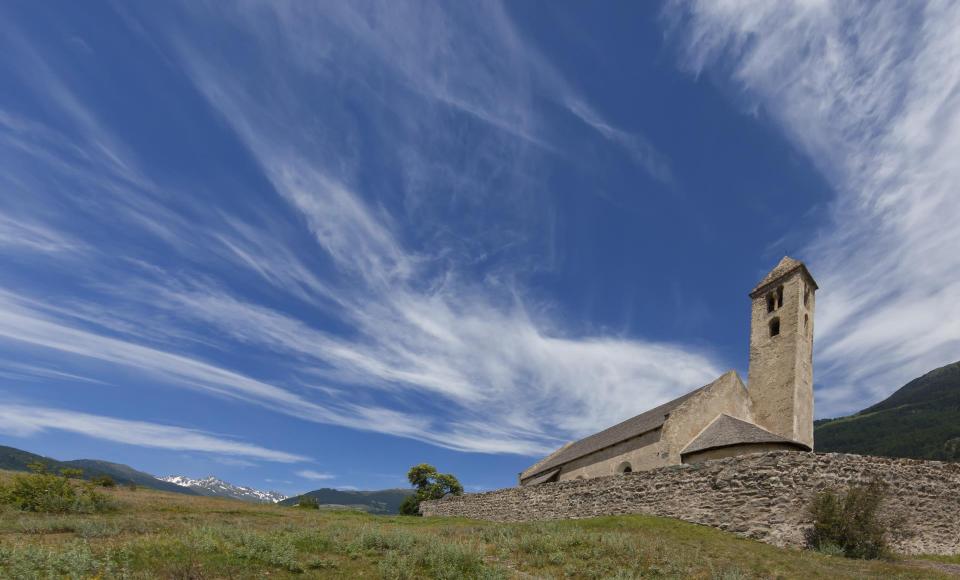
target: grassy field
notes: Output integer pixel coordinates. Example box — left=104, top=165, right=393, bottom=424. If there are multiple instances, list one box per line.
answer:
left=0, top=471, right=954, bottom=579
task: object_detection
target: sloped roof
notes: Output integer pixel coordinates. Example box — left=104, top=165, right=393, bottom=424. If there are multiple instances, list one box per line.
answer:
left=521, top=373, right=737, bottom=481
left=524, top=467, right=561, bottom=486
left=680, top=414, right=809, bottom=456
left=750, top=256, right=818, bottom=297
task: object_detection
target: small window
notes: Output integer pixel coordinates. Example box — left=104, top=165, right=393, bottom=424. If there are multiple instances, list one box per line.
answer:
left=616, top=462, right=633, bottom=474
left=776, top=285, right=784, bottom=308
left=804, top=313, right=809, bottom=335
left=766, top=293, right=775, bottom=313
left=803, top=287, right=810, bottom=307
left=769, top=317, right=780, bottom=337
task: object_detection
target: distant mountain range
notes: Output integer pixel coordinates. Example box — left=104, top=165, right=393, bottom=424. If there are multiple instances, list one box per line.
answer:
left=280, top=488, right=413, bottom=514
left=0, top=445, right=195, bottom=495
left=160, top=475, right=287, bottom=503
left=815, top=360, right=960, bottom=461
left=0, top=443, right=410, bottom=509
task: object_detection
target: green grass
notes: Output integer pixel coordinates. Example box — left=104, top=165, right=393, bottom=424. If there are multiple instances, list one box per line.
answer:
left=0, top=470, right=954, bottom=578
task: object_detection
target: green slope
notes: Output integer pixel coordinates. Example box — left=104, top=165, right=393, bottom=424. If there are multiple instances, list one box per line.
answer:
left=280, top=487, right=412, bottom=514
left=815, top=360, right=960, bottom=461
left=0, top=445, right=196, bottom=495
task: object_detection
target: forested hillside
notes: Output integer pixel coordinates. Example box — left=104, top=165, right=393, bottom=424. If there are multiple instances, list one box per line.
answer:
left=815, top=361, right=960, bottom=461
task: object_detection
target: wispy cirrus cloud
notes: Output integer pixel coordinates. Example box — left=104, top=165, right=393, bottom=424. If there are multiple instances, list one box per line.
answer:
left=296, top=470, right=335, bottom=481
left=0, top=404, right=306, bottom=463
left=0, top=0, right=719, bottom=462
left=669, top=0, right=960, bottom=414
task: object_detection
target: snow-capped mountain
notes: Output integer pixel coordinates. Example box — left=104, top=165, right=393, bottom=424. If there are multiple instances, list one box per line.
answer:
left=159, top=475, right=288, bottom=503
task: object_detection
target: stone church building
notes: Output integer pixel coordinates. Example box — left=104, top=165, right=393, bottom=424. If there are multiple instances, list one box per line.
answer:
left=520, top=257, right=818, bottom=486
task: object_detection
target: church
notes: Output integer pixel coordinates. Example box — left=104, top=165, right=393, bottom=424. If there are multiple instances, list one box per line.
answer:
left=520, top=257, right=817, bottom=486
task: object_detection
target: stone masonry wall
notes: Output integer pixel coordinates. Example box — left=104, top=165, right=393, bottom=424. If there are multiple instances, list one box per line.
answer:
left=421, top=452, right=960, bottom=555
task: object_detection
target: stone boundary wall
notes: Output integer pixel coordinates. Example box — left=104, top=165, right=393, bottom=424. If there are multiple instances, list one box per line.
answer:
left=421, top=452, right=960, bottom=555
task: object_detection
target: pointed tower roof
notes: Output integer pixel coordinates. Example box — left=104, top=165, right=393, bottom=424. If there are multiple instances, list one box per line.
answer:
left=750, top=256, right=818, bottom=297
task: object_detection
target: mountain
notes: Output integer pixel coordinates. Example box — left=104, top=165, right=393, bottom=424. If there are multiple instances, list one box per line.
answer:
left=160, top=475, right=287, bottom=503
left=0, top=445, right=196, bottom=495
left=815, top=360, right=960, bottom=461
left=280, top=488, right=413, bottom=514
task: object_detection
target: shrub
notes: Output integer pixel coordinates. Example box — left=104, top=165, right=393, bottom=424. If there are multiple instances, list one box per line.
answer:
left=59, top=468, right=84, bottom=479
left=0, top=471, right=113, bottom=514
left=296, top=495, right=319, bottom=509
left=808, top=479, right=889, bottom=559
left=91, top=475, right=116, bottom=488
left=399, top=494, right=420, bottom=516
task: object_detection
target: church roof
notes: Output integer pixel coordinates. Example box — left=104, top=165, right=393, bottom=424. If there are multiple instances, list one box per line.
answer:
left=523, top=467, right=561, bottom=486
left=680, top=414, right=809, bottom=456
left=521, top=373, right=737, bottom=481
left=750, top=256, right=818, bottom=297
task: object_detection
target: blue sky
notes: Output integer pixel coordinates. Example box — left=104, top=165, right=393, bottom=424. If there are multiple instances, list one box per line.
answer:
left=1, top=1, right=958, bottom=495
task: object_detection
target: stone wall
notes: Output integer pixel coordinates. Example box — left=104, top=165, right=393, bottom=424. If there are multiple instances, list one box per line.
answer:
left=421, top=451, right=960, bottom=555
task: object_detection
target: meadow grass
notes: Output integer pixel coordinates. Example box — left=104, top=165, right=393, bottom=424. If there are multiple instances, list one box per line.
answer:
left=0, top=470, right=953, bottom=578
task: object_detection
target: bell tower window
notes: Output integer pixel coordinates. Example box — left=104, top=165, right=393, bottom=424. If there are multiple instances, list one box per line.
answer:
left=769, top=317, right=780, bottom=337
left=766, top=286, right=785, bottom=312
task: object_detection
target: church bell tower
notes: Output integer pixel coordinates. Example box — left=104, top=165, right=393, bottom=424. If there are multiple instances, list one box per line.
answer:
left=747, top=256, right=817, bottom=449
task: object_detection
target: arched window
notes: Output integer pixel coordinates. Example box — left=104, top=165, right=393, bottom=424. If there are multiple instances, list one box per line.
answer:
left=804, top=313, right=809, bottom=335
left=616, top=461, right=633, bottom=474
left=769, top=317, right=780, bottom=337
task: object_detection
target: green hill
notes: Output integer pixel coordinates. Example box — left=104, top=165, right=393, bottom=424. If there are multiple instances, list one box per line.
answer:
left=0, top=444, right=196, bottom=495
left=815, top=360, right=960, bottom=461
left=280, top=487, right=412, bottom=514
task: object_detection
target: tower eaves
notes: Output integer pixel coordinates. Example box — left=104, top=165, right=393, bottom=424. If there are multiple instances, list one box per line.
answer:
left=749, top=256, right=818, bottom=298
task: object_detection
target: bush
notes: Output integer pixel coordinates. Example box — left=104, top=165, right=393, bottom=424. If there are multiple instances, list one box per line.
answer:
left=808, top=479, right=889, bottom=559
left=399, top=494, right=421, bottom=516
left=0, top=471, right=113, bottom=514
left=296, top=495, right=319, bottom=509
left=90, top=475, right=116, bottom=488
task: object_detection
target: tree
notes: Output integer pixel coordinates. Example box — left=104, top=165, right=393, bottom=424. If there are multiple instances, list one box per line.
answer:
left=400, top=463, right=463, bottom=516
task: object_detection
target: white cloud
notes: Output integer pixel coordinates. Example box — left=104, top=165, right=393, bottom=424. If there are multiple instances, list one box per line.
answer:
left=0, top=403, right=306, bottom=463
left=564, top=98, right=674, bottom=185
left=297, top=470, right=335, bottom=481
left=0, top=1, right=723, bottom=460
left=670, top=0, right=960, bottom=414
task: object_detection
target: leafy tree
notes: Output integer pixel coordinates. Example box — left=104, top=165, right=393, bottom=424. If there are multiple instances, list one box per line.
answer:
left=400, top=464, right=463, bottom=516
